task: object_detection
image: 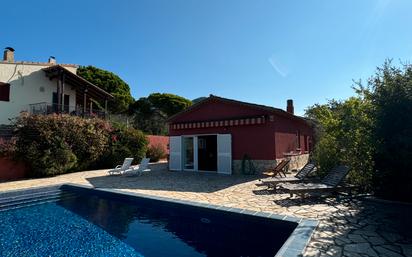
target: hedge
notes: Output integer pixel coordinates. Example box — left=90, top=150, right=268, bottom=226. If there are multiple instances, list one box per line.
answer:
left=146, top=143, right=167, bottom=162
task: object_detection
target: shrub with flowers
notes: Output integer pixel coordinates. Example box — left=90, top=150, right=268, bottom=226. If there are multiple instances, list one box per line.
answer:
left=11, top=114, right=147, bottom=177
left=146, top=144, right=166, bottom=162
left=98, top=124, right=148, bottom=168
left=0, top=138, right=16, bottom=158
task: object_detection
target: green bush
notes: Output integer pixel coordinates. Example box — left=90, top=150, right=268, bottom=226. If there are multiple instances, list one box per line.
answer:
left=366, top=62, right=412, bottom=201
left=306, top=61, right=412, bottom=201
left=306, top=97, right=374, bottom=191
left=146, top=144, right=166, bottom=162
left=12, top=114, right=111, bottom=177
left=0, top=138, right=16, bottom=158
left=98, top=125, right=148, bottom=168
left=11, top=114, right=148, bottom=177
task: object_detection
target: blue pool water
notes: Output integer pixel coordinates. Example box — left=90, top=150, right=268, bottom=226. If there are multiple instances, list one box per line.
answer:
left=0, top=203, right=141, bottom=256
left=0, top=186, right=298, bottom=257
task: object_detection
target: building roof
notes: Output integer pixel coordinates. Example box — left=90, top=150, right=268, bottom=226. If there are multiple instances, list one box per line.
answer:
left=167, top=95, right=309, bottom=124
left=0, top=60, right=78, bottom=68
left=43, top=65, right=114, bottom=100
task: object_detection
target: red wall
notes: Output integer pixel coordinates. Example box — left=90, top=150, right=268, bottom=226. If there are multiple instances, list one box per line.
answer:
left=274, top=115, right=313, bottom=157
left=169, top=98, right=313, bottom=160
left=0, top=157, right=27, bottom=181
left=147, top=135, right=169, bottom=154
left=170, top=124, right=276, bottom=160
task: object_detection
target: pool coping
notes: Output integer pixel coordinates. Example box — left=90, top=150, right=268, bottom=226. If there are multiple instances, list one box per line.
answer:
left=0, top=183, right=319, bottom=257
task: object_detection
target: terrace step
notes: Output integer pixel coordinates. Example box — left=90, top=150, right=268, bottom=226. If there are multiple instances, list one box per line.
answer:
left=0, top=189, right=66, bottom=204
left=0, top=190, right=77, bottom=211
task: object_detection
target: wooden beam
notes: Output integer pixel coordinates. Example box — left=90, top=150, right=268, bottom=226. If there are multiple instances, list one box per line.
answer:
left=104, top=99, right=108, bottom=115
left=83, top=88, right=87, bottom=115
left=57, top=76, right=61, bottom=113
left=61, top=72, right=65, bottom=112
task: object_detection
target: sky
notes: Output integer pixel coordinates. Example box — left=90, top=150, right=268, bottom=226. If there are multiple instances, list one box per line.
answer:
left=1, top=0, right=411, bottom=115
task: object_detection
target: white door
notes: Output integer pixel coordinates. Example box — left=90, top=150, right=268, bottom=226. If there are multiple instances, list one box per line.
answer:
left=217, top=134, right=232, bottom=174
left=169, top=136, right=182, bottom=171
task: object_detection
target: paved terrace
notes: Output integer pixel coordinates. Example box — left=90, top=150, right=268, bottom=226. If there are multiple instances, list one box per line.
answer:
left=0, top=169, right=411, bottom=257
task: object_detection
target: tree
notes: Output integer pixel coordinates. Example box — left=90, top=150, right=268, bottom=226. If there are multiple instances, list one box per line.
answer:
left=305, top=97, right=374, bottom=191
left=129, top=93, right=192, bottom=135
left=306, top=60, right=412, bottom=201
left=363, top=61, right=412, bottom=201
left=192, top=97, right=207, bottom=104
left=147, top=93, right=192, bottom=116
left=77, top=66, right=134, bottom=113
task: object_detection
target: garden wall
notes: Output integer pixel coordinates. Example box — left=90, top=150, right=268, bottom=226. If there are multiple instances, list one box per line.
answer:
left=147, top=135, right=169, bottom=154
left=0, top=157, right=27, bottom=181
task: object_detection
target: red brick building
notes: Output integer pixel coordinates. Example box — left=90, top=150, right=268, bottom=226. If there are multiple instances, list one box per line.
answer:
left=167, top=95, right=313, bottom=174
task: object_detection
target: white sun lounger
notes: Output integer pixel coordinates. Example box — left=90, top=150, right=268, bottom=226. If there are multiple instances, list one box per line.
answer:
left=123, top=158, right=151, bottom=176
left=108, top=158, right=134, bottom=175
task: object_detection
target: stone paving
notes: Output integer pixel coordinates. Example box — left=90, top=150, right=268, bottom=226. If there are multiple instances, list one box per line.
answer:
left=0, top=169, right=411, bottom=257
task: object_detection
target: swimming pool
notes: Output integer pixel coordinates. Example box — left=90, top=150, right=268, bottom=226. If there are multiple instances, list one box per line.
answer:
left=0, top=184, right=317, bottom=257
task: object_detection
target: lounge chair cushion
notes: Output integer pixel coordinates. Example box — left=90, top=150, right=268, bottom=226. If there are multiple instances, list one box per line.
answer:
left=260, top=176, right=301, bottom=185
left=279, top=182, right=331, bottom=191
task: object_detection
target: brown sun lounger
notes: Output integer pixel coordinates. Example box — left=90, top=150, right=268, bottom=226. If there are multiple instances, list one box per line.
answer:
left=259, top=162, right=316, bottom=188
left=278, top=165, right=351, bottom=198
left=262, top=159, right=290, bottom=177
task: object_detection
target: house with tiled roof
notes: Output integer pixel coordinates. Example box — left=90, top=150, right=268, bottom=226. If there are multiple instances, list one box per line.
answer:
left=167, top=95, right=314, bottom=174
left=0, top=47, right=113, bottom=125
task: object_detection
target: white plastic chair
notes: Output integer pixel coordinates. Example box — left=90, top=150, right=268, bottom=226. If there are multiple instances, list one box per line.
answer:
left=124, top=158, right=151, bottom=176
left=108, top=158, right=134, bottom=175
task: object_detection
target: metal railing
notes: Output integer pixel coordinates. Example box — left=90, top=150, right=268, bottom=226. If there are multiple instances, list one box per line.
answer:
left=28, top=102, right=107, bottom=119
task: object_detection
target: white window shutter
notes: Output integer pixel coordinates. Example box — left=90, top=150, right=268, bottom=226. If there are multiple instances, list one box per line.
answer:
left=217, top=134, right=232, bottom=174
left=169, top=136, right=182, bottom=171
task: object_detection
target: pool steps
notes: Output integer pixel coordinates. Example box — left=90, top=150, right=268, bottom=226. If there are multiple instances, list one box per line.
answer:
left=0, top=190, right=76, bottom=211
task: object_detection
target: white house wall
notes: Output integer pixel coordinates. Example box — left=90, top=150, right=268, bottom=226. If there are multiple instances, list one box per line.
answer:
left=0, top=63, right=77, bottom=125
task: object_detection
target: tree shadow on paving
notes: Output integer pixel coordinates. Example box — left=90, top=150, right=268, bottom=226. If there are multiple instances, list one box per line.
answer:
left=276, top=195, right=412, bottom=256
left=273, top=194, right=354, bottom=207
left=86, top=170, right=262, bottom=193
left=252, top=188, right=274, bottom=195
left=252, top=187, right=301, bottom=196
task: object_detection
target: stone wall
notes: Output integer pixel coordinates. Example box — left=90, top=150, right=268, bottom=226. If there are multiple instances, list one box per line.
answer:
left=232, top=159, right=277, bottom=174
left=281, top=153, right=310, bottom=171
left=232, top=153, right=310, bottom=174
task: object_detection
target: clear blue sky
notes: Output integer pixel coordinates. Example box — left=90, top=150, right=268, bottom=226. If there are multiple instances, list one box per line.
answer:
left=1, top=0, right=411, bottom=115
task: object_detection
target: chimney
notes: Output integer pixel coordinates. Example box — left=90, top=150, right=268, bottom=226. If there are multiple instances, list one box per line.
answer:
left=286, top=99, right=294, bottom=115
left=3, top=47, right=15, bottom=62
left=48, top=56, right=56, bottom=64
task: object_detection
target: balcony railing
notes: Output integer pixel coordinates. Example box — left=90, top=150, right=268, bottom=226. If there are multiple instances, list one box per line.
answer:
left=28, top=102, right=107, bottom=119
